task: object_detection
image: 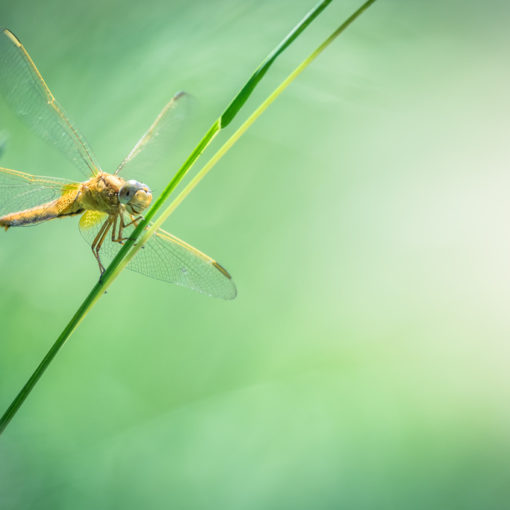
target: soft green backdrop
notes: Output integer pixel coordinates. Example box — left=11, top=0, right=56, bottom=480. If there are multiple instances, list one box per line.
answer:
left=1, top=0, right=510, bottom=508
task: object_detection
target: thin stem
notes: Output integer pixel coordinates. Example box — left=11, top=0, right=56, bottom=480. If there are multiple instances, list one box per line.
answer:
left=220, top=0, right=333, bottom=127
left=0, top=280, right=105, bottom=434
left=120, top=0, right=379, bottom=267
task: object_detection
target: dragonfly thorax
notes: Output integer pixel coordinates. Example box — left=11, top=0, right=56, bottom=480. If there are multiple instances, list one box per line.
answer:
left=119, top=179, right=152, bottom=214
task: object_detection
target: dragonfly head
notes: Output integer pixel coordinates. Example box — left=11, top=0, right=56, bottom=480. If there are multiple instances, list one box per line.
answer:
left=119, top=180, right=152, bottom=214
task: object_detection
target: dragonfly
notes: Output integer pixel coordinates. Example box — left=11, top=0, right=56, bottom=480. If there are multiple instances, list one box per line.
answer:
left=0, top=28, right=236, bottom=299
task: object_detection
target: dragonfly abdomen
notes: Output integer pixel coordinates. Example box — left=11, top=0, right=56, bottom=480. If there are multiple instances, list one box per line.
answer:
left=0, top=195, right=83, bottom=229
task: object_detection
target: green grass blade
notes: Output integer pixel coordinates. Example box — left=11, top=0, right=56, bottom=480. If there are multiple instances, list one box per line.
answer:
left=131, top=0, right=380, bottom=251
left=220, top=0, right=332, bottom=128
left=0, top=279, right=105, bottom=435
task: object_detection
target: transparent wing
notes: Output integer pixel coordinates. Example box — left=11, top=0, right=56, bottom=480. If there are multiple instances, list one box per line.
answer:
left=0, top=131, right=7, bottom=159
left=0, top=29, right=101, bottom=177
left=115, top=91, right=188, bottom=177
left=0, top=166, right=78, bottom=218
left=79, top=210, right=237, bottom=300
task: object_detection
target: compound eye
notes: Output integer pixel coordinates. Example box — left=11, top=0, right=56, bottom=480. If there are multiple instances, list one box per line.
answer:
left=119, top=185, right=135, bottom=204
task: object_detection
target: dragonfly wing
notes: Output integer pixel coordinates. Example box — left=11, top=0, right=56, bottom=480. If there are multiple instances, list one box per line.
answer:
left=0, top=29, right=101, bottom=177
left=115, top=91, right=188, bottom=177
left=79, top=211, right=237, bottom=299
left=134, top=226, right=237, bottom=299
left=0, top=166, right=79, bottom=219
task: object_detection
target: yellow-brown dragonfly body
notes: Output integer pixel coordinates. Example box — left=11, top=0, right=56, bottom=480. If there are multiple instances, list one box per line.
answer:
left=0, top=173, right=140, bottom=227
left=0, top=28, right=236, bottom=299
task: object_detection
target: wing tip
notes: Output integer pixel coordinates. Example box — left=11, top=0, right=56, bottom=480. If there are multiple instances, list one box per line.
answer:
left=212, top=261, right=237, bottom=300
left=3, top=29, right=22, bottom=47
left=213, top=260, right=232, bottom=279
left=215, top=285, right=237, bottom=301
left=228, top=284, right=238, bottom=300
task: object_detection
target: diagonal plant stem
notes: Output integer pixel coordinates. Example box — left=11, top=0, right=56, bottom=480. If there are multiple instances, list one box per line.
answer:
left=0, top=0, right=378, bottom=435
left=127, top=0, right=379, bottom=260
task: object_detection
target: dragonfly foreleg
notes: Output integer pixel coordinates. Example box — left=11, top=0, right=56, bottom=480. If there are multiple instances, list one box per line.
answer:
left=111, top=213, right=143, bottom=244
left=123, top=214, right=142, bottom=229
left=110, top=214, right=120, bottom=243
left=91, top=216, right=113, bottom=275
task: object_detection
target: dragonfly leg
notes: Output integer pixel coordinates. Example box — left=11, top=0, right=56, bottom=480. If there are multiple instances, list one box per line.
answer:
left=111, top=214, right=143, bottom=244
left=91, top=216, right=113, bottom=275
left=110, top=214, right=119, bottom=242
left=123, top=214, right=142, bottom=228
left=125, top=215, right=146, bottom=248
left=111, top=213, right=126, bottom=244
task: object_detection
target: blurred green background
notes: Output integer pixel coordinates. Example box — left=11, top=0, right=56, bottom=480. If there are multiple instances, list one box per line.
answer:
left=1, top=0, right=510, bottom=508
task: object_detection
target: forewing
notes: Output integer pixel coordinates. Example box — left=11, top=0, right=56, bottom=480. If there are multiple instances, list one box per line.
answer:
left=0, top=29, right=101, bottom=177
left=115, top=91, right=188, bottom=178
left=0, top=166, right=78, bottom=218
left=79, top=211, right=237, bottom=299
